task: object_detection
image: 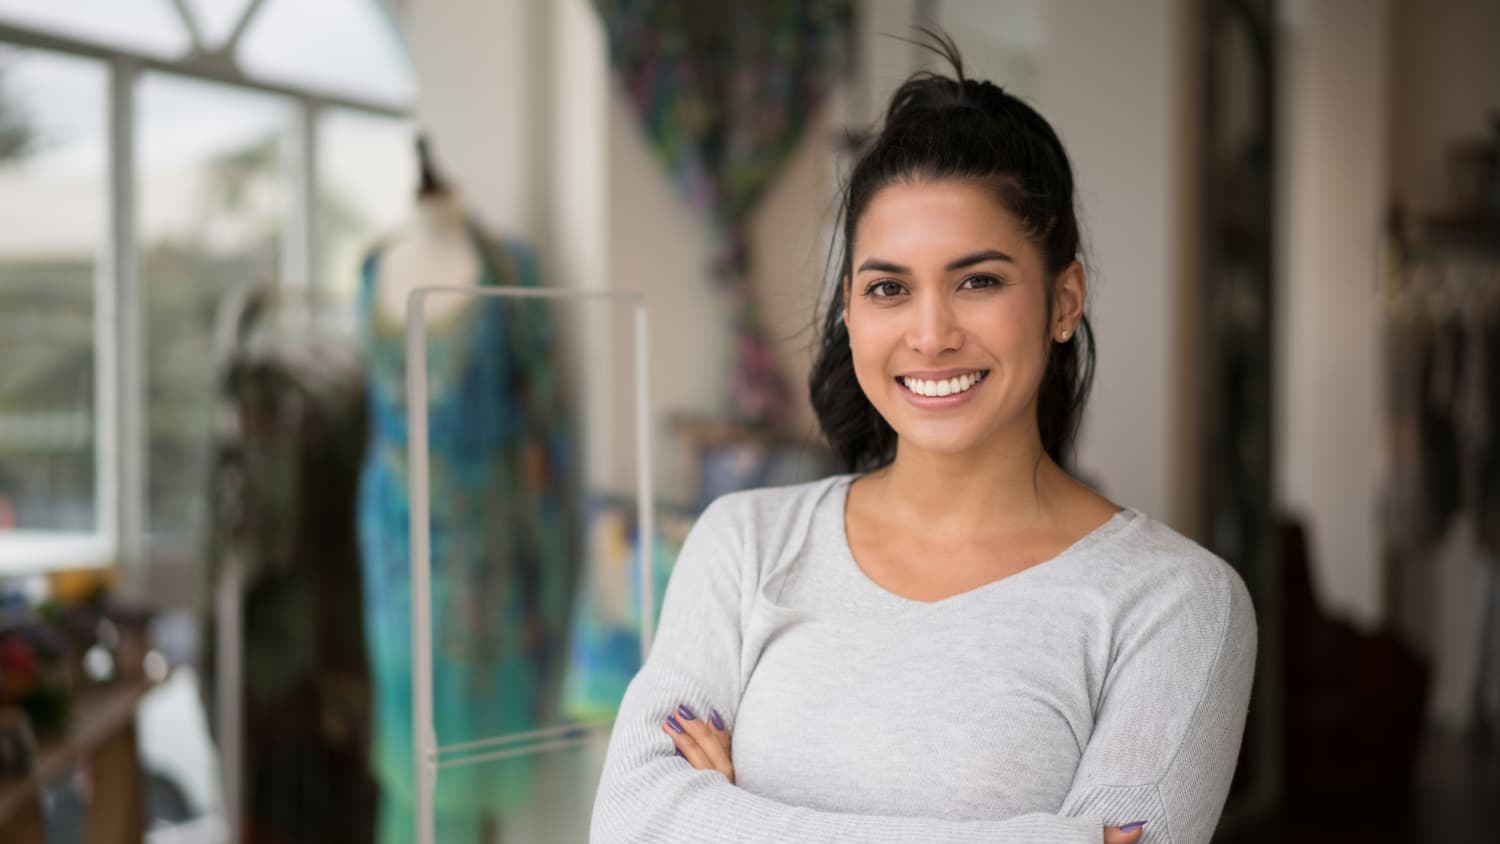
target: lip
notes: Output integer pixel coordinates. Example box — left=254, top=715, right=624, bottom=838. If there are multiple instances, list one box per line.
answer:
left=894, top=370, right=989, bottom=408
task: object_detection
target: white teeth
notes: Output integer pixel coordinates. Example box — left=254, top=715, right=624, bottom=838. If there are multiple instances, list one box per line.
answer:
left=902, top=371, right=985, bottom=397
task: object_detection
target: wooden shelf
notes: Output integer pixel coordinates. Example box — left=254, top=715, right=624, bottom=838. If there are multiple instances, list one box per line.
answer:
left=0, top=677, right=156, bottom=841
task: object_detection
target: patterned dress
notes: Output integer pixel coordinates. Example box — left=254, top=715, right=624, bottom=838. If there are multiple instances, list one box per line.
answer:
left=355, top=228, right=580, bottom=842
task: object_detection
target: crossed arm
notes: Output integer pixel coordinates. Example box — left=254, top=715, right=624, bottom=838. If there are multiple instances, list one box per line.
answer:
left=588, top=499, right=1258, bottom=843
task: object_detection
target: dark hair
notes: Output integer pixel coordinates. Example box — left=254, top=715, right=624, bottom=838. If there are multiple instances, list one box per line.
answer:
left=808, top=30, right=1095, bottom=473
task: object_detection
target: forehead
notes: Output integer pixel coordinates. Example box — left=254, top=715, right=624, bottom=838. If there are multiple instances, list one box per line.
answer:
left=853, top=179, right=1028, bottom=261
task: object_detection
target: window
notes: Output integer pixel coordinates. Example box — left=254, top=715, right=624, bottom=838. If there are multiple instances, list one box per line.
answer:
left=318, top=108, right=416, bottom=325
left=138, top=74, right=291, bottom=547
left=240, top=0, right=415, bottom=105
left=0, top=0, right=192, bottom=59
left=0, top=46, right=107, bottom=562
left=0, top=0, right=414, bottom=577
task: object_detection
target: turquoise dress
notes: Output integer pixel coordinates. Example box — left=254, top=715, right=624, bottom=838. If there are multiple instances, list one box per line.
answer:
left=355, top=229, right=580, bottom=841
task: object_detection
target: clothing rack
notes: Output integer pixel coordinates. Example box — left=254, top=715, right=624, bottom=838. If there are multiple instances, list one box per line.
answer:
left=1381, top=219, right=1500, bottom=746
left=402, top=285, right=656, bottom=844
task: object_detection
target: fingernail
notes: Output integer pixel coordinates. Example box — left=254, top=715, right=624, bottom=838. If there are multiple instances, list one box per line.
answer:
left=674, top=748, right=685, bottom=758
left=665, top=715, right=684, bottom=734
left=710, top=708, right=725, bottom=730
left=677, top=704, right=696, bottom=720
left=1120, top=820, right=1147, bottom=832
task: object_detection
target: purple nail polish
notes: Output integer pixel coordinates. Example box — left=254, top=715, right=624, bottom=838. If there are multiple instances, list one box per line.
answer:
left=710, top=708, right=725, bottom=731
left=1119, top=820, right=1147, bottom=832
left=677, top=704, right=696, bottom=720
left=674, top=748, right=685, bottom=758
left=666, top=715, right=684, bottom=734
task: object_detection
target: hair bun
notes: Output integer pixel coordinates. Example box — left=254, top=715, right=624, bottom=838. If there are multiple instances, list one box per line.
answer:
left=881, top=72, right=1020, bottom=138
left=959, top=78, right=1013, bottom=111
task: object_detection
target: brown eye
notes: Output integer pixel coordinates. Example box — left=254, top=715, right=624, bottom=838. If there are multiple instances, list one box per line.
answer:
left=864, top=280, right=905, bottom=298
left=959, top=274, right=1004, bottom=290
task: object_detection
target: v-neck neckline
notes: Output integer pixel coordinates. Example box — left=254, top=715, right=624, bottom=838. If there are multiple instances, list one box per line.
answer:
left=832, top=473, right=1138, bottom=612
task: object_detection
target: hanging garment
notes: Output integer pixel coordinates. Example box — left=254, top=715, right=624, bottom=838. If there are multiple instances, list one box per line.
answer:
left=205, top=283, right=376, bottom=844
left=1381, top=307, right=1464, bottom=554
left=593, top=0, right=853, bottom=428
left=355, top=230, right=581, bottom=841
left=560, top=497, right=690, bottom=724
left=1479, top=313, right=1500, bottom=553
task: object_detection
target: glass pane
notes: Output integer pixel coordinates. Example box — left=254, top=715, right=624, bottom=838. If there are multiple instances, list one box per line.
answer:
left=0, top=46, right=107, bottom=534
left=137, top=72, right=290, bottom=546
left=0, top=0, right=192, bottom=60
left=239, top=0, right=415, bottom=105
left=317, top=108, right=415, bottom=330
left=182, top=0, right=253, bottom=49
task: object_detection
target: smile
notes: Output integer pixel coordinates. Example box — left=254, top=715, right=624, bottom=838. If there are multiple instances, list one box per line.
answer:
left=897, top=370, right=989, bottom=398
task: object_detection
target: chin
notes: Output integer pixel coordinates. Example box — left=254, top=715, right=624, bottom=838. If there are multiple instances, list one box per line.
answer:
left=892, top=426, right=990, bottom=459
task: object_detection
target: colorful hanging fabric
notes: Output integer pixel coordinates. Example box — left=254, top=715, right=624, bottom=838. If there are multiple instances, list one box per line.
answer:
left=593, top=0, right=853, bottom=429
left=355, top=229, right=582, bottom=841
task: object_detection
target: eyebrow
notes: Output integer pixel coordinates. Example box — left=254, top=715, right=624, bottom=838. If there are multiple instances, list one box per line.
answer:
left=855, top=249, right=1016, bottom=274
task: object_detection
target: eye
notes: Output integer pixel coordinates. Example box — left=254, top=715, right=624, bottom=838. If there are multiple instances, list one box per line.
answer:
left=863, top=280, right=905, bottom=299
left=959, top=274, right=1004, bottom=290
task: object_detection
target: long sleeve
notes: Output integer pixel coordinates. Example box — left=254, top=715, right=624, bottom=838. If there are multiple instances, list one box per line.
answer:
left=589, top=496, right=1106, bottom=843
left=1055, top=556, right=1259, bottom=844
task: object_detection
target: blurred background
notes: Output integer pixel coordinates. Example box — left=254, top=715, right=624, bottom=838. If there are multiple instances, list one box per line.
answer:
left=0, top=0, right=1496, bottom=842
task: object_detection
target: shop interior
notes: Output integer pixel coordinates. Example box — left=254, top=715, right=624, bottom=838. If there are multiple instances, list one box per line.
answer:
left=0, top=0, right=1496, bottom=842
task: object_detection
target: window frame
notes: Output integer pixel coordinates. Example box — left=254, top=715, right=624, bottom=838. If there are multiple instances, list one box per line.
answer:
left=0, top=2, right=411, bottom=581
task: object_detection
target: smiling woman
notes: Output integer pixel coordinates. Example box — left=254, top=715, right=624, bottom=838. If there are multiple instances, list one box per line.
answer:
left=591, top=31, right=1256, bottom=844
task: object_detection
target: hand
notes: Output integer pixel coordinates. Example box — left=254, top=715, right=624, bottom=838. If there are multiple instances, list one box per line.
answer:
left=662, top=703, right=734, bottom=784
left=1103, top=822, right=1147, bottom=844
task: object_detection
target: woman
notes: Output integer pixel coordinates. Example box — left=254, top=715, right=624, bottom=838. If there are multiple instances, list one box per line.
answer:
left=591, top=38, right=1256, bottom=844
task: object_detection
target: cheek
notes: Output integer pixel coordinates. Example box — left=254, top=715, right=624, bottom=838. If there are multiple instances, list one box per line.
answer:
left=846, top=323, right=905, bottom=413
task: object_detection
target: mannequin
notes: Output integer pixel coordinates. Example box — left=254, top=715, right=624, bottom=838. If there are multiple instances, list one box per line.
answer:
left=373, top=138, right=479, bottom=325
left=354, top=137, right=582, bottom=844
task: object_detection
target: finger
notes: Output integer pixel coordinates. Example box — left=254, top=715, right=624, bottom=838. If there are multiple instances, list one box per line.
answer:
left=663, top=718, right=713, bottom=770
left=708, top=706, right=731, bottom=752
left=1103, top=823, right=1145, bottom=844
left=673, top=705, right=734, bottom=782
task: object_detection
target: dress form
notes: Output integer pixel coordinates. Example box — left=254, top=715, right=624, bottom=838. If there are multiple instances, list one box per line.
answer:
left=356, top=140, right=579, bottom=843
left=374, top=189, right=481, bottom=325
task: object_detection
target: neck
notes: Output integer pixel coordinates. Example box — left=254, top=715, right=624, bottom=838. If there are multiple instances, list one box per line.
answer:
left=412, top=192, right=466, bottom=237
left=865, top=426, right=1071, bottom=541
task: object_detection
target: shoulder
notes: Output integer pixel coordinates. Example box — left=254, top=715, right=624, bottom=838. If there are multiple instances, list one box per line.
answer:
left=680, top=474, right=852, bottom=577
left=1099, top=511, right=1258, bottom=647
left=695, top=473, right=852, bottom=534
left=669, top=479, right=858, bottom=605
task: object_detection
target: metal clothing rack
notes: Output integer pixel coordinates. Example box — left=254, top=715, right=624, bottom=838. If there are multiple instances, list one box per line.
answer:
left=404, top=285, right=655, bottom=844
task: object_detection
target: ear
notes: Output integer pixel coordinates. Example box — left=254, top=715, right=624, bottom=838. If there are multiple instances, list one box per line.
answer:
left=841, top=275, right=852, bottom=326
left=1051, top=260, right=1086, bottom=340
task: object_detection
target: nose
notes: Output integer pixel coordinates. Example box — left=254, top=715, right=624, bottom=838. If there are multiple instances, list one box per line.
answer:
left=905, top=291, right=963, bottom=357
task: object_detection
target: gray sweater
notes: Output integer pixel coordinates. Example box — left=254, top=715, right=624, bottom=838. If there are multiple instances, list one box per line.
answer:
left=590, top=474, right=1257, bottom=843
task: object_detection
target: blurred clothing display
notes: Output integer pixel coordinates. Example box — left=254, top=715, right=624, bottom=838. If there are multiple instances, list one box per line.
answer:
left=1382, top=247, right=1500, bottom=740
left=1280, top=518, right=1430, bottom=804
left=560, top=497, right=692, bottom=724
left=205, top=284, right=376, bottom=844
left=1382, top=309, right=1465, bottom=554
left=355, top=191, right=581, bottom=842
left=1382, top=259, right=1498, bottom=555
left=593, top=0, right=852, bottom=429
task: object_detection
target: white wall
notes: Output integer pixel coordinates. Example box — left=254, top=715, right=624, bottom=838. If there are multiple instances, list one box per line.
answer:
left=1040, top=0, right=1182, bottom=525
left=407, top=0, right=532, bottom=236
left=1276, top=0, right=1390, bottom=630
